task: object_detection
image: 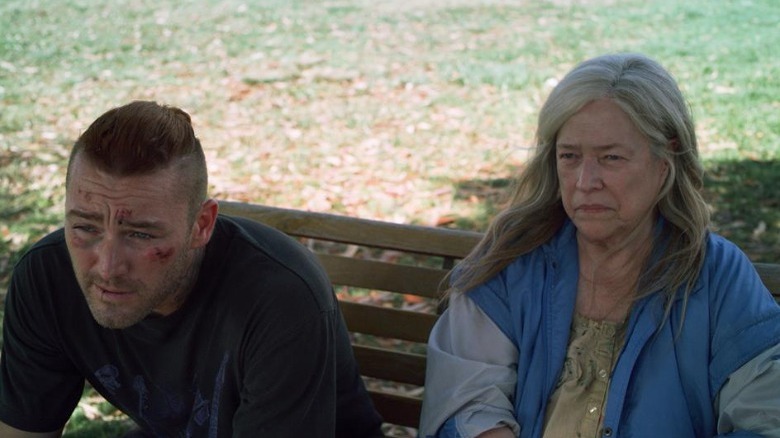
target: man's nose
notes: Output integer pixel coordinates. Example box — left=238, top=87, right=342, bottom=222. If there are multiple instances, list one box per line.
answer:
left=95, top=236, right=129, bottom=280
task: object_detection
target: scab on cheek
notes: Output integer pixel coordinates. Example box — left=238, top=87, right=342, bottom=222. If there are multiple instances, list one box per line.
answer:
left=148, top=247, right=175, bottom=263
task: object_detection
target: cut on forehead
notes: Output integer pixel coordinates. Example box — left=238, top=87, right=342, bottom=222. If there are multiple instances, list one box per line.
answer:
left=66, top=151, right=206, bottom=229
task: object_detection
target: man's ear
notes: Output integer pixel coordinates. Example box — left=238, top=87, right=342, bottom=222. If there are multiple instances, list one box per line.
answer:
left=190, top=199, right=219, bottom=249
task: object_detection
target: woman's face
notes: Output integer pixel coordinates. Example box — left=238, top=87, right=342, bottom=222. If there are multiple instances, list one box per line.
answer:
left=556, top=98, right=668, bottom=249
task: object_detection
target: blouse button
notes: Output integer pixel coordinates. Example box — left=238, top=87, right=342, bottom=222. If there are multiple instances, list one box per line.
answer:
left=598, top=368, right=609, bottom=379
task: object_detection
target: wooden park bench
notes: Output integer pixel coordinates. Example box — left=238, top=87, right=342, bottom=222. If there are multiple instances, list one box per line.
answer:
left=217, top=201, right=780, bottom=433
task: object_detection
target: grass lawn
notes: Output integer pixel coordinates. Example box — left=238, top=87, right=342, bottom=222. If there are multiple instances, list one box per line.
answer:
left=1, top=0, right=778, bottom=435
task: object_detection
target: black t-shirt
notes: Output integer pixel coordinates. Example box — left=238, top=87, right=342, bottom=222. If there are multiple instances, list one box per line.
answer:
left=0, top=215, right=383, bottom=437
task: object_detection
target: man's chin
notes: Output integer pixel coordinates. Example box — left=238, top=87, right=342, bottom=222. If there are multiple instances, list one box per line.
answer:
left=92, top=315, right=142, bottom=329
left=87, top=304, right=146, bottom=329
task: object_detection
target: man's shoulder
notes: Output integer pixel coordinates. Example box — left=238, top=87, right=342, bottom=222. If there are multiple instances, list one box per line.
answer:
left=14, top=228, right=69, bottom=269
left=213, top=214, right=322, bottom=272
left=207, top=215, right=335, bottom=309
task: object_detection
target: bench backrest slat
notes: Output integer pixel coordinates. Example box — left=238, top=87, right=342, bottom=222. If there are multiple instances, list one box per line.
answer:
left=340, top=301, right=437, bottom=344
left=755, top=263, right=780, bottom=300
left=352, top=345, right=427, bottom=386
left=221, top=201, right=482, bottom=257
left=317, top=254, right=449, bottom=298
left=368, top=392, right=424, bottom=430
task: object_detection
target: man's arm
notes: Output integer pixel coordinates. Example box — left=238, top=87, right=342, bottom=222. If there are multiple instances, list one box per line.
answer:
left=0, top=247, right=84, bottom=434
left=0, top=422, right=62, bottom=437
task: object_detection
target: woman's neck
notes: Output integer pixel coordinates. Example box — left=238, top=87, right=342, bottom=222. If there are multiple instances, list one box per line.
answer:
left=575, top=223, right=655, bottom=322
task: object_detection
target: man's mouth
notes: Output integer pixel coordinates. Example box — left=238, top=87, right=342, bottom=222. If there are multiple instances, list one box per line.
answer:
left=96, top=285, right=134, bottom=301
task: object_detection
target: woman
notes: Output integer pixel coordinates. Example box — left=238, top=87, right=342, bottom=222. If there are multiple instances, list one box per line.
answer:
left=419, top=53, right=780, bottom=437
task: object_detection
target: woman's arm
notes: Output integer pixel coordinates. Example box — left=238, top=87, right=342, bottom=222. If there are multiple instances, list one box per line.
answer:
left=419, top=292, right=520, bottom=437
left=476, top=426, right=517, bottom=438
left=717, top=343, right=780, bottom=436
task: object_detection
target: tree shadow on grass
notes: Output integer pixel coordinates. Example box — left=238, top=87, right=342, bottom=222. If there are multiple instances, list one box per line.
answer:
left=444, top=159, right=779, bottom=265
left=446, top=177, right=515, bottom=232
left=703, top=158, right=779, bottom=264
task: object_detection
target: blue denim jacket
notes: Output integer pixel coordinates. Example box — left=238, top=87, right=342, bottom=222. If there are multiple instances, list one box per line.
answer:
left=447, top=220, right=780, bottom=437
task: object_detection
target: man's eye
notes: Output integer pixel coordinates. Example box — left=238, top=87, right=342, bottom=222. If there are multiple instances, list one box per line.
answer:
left=129, top=231, right=154, bottom=240
left=73, top=225, right=98, bottom=233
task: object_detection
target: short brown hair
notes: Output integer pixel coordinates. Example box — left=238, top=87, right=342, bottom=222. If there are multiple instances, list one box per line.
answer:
left=66, top=101, right=208, bottom=218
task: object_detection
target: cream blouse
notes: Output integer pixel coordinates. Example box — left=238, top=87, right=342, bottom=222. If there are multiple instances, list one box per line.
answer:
left=542, top=314, right=627, bottom=438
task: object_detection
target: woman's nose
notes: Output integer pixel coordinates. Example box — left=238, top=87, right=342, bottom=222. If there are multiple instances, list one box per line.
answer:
left=576, top=158, right=604, bottom=191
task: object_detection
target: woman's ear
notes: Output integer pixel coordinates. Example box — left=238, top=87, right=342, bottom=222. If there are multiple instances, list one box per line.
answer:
left=190, top=199, right=219, bottom=249
left=661, top=138, right=679, bottom=179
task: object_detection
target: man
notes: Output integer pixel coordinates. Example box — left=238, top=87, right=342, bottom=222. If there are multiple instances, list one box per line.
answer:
left=0, top=101, right=383, bottom=437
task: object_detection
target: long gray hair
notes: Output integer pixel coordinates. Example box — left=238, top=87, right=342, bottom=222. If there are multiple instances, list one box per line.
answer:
left=450, top=53, right=709, bottom=318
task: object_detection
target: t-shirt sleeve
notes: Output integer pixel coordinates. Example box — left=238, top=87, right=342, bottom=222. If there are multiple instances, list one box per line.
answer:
left=0, top=252, right=84, bottom=432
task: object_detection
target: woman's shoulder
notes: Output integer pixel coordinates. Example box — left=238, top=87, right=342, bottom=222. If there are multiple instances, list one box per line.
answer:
left=702, top=231, right=756, bottom=272
left=470, top=221, right=578, bottom=299
left=697, top=231, right=775, bottom=307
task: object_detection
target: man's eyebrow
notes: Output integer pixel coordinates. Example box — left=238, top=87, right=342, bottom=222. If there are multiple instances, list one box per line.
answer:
left=66, top=209, right=164, bottom=230
left=66, top=209, right=103, bottom=222
left=119, top=218, right=165, bottom=230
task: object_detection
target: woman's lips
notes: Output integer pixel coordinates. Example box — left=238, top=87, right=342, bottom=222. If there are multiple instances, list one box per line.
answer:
left=576, top=204, right=610, bottom=213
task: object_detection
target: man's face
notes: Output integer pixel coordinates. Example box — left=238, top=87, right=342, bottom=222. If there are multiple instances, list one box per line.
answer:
left=64, top=154, right=208, bottom=329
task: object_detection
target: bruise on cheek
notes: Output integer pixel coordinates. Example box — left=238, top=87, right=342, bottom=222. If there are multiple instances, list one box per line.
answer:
left=116, top=208, right=132, bottom=226
left=148, top=247, right=175, bottom=262
left=68, top=233, right=88, bottom=248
